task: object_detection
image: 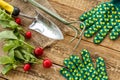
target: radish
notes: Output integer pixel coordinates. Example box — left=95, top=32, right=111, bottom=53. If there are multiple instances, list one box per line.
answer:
left=24, top=64, right=31, bottom=71
left=15, top=17, right=21, bottom=25
left=43, top=59, right=52, bottom=68
left=25, top=31, right=32, bottom=39
left=34, top=47, right=43, bottom=57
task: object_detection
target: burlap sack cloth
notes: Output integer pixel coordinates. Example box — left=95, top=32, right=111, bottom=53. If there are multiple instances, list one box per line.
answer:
left=5, top=0, right=63, bottom=48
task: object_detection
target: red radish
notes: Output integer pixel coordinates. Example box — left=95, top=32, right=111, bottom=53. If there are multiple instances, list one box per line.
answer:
left=34, top=47, right=43, bottom=57
left=25, top=31, right=32, bottom=39
left=24, top=64, right=31, bottom=71
left=43, top=59, right=52, bottom=68
left=15, top=17, right=21, bottom=25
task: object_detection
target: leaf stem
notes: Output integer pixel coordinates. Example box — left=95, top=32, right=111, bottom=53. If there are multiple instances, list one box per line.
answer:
left=19, top=40, right=35, bottom=49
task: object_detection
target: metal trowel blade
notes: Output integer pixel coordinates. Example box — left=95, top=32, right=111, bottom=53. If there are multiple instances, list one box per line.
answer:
left=29, top=13, right=64, bottom=40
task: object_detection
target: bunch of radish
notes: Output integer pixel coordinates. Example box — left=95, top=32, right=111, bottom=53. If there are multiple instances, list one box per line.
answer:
left=15, top=17, right=52, bottom=71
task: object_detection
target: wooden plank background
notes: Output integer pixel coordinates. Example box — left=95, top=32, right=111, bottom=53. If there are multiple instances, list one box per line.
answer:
left=0, top=0, right=120, bottom=80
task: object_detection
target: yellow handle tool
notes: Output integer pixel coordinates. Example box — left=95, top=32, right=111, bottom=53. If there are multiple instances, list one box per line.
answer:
left=0, top=0, right=20, bottom=16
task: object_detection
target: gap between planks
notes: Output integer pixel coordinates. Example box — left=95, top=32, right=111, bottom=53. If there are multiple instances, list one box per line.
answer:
left=48, top=0, right=120, bottom=52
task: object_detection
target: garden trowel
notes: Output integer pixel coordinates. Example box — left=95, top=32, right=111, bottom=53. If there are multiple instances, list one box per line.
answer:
left=0, top=0, right=64, bottom=40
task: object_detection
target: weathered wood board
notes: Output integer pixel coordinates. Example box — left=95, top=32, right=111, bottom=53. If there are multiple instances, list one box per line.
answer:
left=0, top=0, right=120, bottom=80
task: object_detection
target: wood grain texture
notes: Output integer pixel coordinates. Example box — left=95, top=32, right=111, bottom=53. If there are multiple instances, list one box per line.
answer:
left=48, top=0, right=120, bottom=52
left=0, top=0, right=119, bottom=80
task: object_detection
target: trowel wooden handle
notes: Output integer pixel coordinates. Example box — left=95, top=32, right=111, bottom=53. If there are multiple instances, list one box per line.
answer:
left=0, top=0, right=20, bottom=16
